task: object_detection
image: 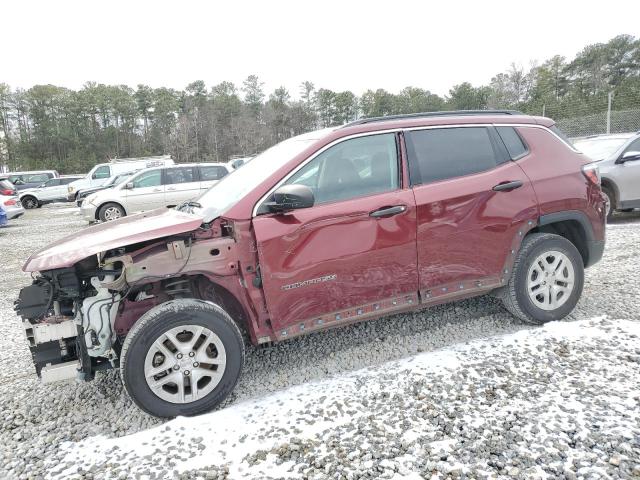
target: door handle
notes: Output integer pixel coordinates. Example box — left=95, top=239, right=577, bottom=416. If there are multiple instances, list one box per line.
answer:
left=167, top=187, right=176, bottom=191
left=152, top=188, right=163, bottom=192
left=369, top=205, right=407, bottom=218
left=492, top=180, right=523, bottom=192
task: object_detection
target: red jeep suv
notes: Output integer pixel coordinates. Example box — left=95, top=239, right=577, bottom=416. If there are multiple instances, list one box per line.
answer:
left=16, top=110, right=606, bottom=417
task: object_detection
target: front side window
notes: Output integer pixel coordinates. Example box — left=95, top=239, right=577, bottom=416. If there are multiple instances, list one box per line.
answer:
left=44, top=179, right=60, bottom=187
left=165, top=167, right=197, bottom=185
left=132, top=170, right=162, bottom=188
left=93, top=166, right=111, bottom=179
left=282, top=133, right=399, bottom=205
left=406, top=127, right=499, bottom=185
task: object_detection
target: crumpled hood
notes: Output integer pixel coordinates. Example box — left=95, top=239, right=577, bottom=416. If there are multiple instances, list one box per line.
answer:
left=23, top=208, right=205, bottom=272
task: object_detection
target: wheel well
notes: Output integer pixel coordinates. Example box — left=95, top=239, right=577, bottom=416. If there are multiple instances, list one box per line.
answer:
left=600, top=178, right=618, bottom=208
left=527, top=220, right=588, bottom=266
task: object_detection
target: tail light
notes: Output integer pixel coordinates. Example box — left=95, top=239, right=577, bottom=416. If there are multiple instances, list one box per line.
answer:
left=582, top=163, right=601, bottom=186
left=4, top=199, right=17, bottom=206
left=0, top=189, right=15, bottom=196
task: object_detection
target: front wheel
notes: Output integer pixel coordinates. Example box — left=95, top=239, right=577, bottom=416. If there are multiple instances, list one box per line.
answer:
left=98, top=202, right=125, bottom=222
left=602, top=186, right=615, bottom=221
left=120, top=299, right=245, bottom=417
left=498, top=233, right=584, bottom=325
left=21, top=196, right=38, bottom=209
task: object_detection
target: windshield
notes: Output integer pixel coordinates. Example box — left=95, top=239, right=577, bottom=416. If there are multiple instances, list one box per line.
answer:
left=574, top=137, right=630, bottom=161
left=111, top=172, right=136, bottom=186
left=194, top=129, right=334, bottom=221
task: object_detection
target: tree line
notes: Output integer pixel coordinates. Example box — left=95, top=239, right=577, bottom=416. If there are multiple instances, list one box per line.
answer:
left=1, top=34, right=639, bottom=174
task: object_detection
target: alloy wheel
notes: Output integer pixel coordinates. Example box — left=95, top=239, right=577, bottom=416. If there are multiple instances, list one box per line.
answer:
left=527, top=250, right=575, bottom=311
left=144, top=325, right=227, bottom=404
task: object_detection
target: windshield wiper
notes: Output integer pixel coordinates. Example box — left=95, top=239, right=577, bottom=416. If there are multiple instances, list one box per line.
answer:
left=176, top=200, right=202, bottom=212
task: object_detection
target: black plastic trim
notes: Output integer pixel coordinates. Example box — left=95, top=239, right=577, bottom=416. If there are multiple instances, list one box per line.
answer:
left=538, top=210, right=603, bottom=268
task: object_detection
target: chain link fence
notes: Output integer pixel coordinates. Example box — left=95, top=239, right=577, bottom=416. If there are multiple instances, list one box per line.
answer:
left=544, top=90, right=640, bottom=138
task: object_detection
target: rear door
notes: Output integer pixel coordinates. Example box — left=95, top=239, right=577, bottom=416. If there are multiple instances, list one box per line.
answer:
left=406, top=125, right=538, bottom=300
left=123, top=169, right=164, bottom=213
left=252, top=132, right=419, bottom=339
left=163, top=166, right=201, bottom=206
left=199, top=165, right=230, bottom=191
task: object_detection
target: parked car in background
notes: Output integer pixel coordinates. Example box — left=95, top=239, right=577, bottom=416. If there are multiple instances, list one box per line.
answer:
left=0, top=177, right=25, bottom=219
left=573, top=132, right=640, bottom=220
left=16, top=110, right=605, bottom=417
left=76, top=171, right=139, bottom=206
left=19, top=176, right=84, bottom=209
left=5, top=170, right=59, bottom=190
left=81, top=162, right=233, bottom=221
left=67, top=156, right=175, bottom=201
left=0, top=205, right=7, bottom=227
left=0, top=177, right=17, bottom=197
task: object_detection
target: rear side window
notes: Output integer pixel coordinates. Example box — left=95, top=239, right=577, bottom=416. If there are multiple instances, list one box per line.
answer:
left=406, top=127, right=499, bottom=185
left=200, top=165, right=229, bottom=181
left=165, top=167, right=197, bottom=185
left=44, top=179, right=60, bottom=187
left=496, top=127, right=528, bottom=159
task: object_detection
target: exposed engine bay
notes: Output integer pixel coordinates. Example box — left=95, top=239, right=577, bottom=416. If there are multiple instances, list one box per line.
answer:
left=14, top=219, right=249, bottom=384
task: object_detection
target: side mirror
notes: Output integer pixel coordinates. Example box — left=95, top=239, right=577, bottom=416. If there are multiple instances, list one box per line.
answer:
left=124, top=182, right=134, bottom=190
left=38, top=183, right=46, bottom=188
left=266, top=185, right=314, bottom=213
left=619, top=151, right=640, bottom=163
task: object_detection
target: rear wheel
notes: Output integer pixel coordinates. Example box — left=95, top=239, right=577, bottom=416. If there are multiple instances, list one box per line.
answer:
left=498, top=233, right=584, bottom=325
left=98, top=202, right=125, bottom=222
left=21, top=196, right=38, bottom=209
left=120, top=299, right=245, bottom=417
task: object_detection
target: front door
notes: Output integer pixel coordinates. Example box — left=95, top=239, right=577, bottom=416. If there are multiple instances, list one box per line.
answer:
left=252, top=132, right=419, bottom=339
left=124, top=169, right=165, bottom=213
left=615, top=137, right=640, bottom=206
left=406, top=126, right=539, bottom=299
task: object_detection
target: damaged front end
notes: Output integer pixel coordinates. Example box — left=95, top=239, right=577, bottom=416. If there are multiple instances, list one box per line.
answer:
left=15, top=258, right=122, bottom=383
left=15, top=214, right=254, bottom=385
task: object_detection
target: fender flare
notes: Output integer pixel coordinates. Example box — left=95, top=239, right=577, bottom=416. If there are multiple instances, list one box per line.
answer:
left=538, top=210, right=603, bottom=268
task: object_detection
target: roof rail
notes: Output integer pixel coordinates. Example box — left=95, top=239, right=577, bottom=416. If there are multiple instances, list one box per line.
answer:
left=343, top=110, right=524, bottom=128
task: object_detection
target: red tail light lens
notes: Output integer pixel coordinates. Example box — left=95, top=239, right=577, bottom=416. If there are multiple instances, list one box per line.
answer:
left=582, top=163, right=600, bottom=186
left=0, top=189, right=15, bottom=196
left=4, top=199, right=17, bottom=206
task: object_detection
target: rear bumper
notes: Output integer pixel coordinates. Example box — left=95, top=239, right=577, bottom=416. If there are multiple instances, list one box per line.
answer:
left=5, top=205, right=25, bottom=219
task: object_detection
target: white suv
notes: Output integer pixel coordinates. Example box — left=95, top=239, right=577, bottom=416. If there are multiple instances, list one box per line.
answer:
left=80, top=163, right=233, bottom=222
left=19, top=176, right=83, bottom=209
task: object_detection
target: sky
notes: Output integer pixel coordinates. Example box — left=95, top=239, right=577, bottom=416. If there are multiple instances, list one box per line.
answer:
left=3, top=0, right=639, bottom=98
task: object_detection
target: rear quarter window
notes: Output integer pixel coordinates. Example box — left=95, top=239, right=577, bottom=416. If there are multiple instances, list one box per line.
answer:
left=496, top=127, right=528, bottom=159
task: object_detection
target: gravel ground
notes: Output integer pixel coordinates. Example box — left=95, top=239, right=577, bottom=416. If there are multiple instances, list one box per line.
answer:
left=0, top=204, right=639, bottom=479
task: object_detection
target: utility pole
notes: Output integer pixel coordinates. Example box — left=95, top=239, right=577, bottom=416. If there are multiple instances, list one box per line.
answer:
left=542, top=104, right=545, bottom=117
left=606, top=92, right=613, bottom=134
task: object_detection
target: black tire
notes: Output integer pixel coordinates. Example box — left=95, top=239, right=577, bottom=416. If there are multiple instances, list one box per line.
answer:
left=498, top=233, right=584, bottom=325
left=98, top=202, right=125, bottom=222
left=21, top=196, right=38, bottom=209
left=601, top=185, right=615, bottom=221
left=120, top=299, right=245, bottom=418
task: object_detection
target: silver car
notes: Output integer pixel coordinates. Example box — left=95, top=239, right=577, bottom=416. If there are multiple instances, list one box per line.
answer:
left=573, top=132, right=640, bottom=219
